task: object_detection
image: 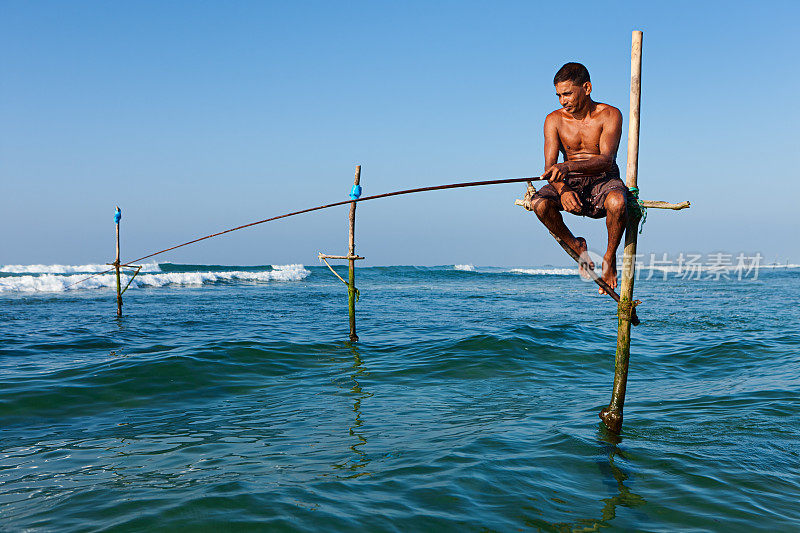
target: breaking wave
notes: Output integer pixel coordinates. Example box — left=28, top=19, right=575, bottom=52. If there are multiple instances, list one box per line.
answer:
left=510, top=267, right=577, bottom=275
left=2, top=261, right=795, bottom=294
left=0, top=264, right=310, bottom=293
left=0, top=262, right=161, bottom=274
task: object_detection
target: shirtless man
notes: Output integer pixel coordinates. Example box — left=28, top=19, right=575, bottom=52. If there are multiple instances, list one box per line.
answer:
left=532, top=62, right=627, bottom=293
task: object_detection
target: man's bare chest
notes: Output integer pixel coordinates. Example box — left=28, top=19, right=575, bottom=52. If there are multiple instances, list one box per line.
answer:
left=557, top=121, right=604, bottom=153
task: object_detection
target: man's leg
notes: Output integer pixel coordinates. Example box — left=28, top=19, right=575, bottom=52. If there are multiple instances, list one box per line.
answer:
left=601, top=190, right=627, bottom=294
left=532, top=198, right=593, bottom=272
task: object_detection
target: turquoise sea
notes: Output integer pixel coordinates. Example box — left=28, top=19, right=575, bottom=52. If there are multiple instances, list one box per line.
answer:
left=1, top=262, right=799, bottom=531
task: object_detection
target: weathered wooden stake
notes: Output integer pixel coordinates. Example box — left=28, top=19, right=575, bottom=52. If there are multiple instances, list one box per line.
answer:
left=114, top=206, right=122, bottom=317
left=600, top=30, right=643, bottom=433
left=348, top=166, right=361, bottom=342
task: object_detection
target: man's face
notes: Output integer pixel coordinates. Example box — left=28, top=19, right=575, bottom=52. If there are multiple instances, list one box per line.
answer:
left=555, top=81, right=591, bottom=114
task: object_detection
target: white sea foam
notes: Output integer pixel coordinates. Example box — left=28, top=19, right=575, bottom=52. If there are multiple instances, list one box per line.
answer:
left=0, top=264, right=310, bottom=293
left=761, top=263, right=800, bottom=269
left=269, top=265, right=311, bottom=280
left=510, top=268, right=578, bottom=276
left=0, top=262, right=161, bottom=274
left=633, top=263, right=800, bottom=273
left=454, top=264, right=476, bottom=272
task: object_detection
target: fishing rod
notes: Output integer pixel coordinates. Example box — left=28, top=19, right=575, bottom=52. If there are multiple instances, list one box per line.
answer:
left=65, top=175, right=546, bottom=288
left=126, top=176, right=547, bottom=265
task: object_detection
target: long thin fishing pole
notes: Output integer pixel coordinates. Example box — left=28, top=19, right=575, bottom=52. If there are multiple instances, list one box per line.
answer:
left=66, top=175, right=544, bottom=288
left=127, top=175, right=545, bottom=265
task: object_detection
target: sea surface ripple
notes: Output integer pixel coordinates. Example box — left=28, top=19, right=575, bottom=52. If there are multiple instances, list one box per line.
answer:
left=1, top=264, right=799, bottom=531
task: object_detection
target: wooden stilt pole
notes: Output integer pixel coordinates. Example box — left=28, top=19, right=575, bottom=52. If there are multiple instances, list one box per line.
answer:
left=600, top=30, right=643, bottom=433
left=114, top=206, right=122, bottom=317
left=348, top=166, right=361, bottom=342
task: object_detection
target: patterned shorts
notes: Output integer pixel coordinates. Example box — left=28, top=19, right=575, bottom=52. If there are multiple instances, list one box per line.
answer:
left=533, top=171, right=628, bottom=219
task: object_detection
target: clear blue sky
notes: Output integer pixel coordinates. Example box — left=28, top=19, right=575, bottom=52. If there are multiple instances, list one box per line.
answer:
left=2, top=1, right=798, bottom=266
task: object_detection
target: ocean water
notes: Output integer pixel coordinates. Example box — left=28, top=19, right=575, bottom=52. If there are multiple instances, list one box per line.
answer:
left=1, top=262, right=799, bottom=531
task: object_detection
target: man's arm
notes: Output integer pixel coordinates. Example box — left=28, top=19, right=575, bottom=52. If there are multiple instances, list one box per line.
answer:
left=542, top=113, right=568, bottom=194
left=543, top=112, right=561, bottom=172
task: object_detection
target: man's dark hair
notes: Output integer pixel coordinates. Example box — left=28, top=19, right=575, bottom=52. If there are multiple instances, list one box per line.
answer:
left=554, top=62, right=590, bottom=86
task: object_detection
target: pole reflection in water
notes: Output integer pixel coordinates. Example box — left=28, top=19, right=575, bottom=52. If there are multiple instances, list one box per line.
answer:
left=582, top=429, right=648, bottom=531
left=331, top=343, right=372, bottom=478
left=594, top=429, right=647, bottom=525
left=524, top=428, right=647, bottom=531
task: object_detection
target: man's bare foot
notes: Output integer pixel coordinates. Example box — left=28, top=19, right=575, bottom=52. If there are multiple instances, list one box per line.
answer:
left=573, top=237, right=594, bottom=277
left=600, top=253, right=618, bottom=294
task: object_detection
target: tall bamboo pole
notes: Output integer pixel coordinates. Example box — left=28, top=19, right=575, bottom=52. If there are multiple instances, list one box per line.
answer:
left=600, top=30, right=643, bottom=433
left=348, top=166, right=361, bottom=342
left=114, top=206, right=122, bottom=317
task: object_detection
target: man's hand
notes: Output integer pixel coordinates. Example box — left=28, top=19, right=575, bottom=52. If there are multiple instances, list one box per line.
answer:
left=541, top=162, right=570, bottom=182
left=560, top=188, right=582, bottom=213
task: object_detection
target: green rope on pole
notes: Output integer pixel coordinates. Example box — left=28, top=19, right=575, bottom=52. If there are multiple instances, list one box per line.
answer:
left=349, top=284, right=360, bottom=303
left=627, top=186, right=647, bottom=234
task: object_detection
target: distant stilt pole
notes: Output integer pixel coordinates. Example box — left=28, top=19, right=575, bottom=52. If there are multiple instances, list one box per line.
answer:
left=600, top=30, right=643, bottom=433
left=317, top=165, right=365, bottom=341
left=114, top=206, right=123, bottom=317
left=348, top=166, right=361, bottom=342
